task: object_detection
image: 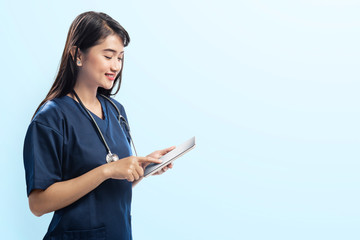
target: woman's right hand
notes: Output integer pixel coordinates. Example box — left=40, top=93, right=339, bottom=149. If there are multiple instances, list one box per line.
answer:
left=103, top=156, right=162, bottom=182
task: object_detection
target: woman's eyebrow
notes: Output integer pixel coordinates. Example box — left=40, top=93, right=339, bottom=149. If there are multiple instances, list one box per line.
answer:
left=102, top=48, right=124, bottom=54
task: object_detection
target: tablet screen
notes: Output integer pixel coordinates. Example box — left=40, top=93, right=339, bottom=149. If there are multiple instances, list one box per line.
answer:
left=144, top=136, right=196, bottom=177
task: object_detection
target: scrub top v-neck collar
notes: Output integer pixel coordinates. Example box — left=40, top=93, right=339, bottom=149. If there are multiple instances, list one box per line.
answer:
left=64, top=93, right=109, bottom=134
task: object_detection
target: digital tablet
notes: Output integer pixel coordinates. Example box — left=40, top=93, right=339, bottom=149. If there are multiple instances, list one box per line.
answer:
left=144, top=136, right=196, bottom=177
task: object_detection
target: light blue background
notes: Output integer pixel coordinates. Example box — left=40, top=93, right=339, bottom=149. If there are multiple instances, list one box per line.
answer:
left=0, top=0, right=359, bottom=239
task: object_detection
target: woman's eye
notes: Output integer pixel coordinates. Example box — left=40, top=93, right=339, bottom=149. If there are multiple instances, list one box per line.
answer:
left=104, top=56, right=122, bottom=61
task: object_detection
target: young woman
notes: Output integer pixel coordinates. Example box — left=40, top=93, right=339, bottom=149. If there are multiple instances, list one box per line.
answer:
left=23, top=11, right=174, bottom=240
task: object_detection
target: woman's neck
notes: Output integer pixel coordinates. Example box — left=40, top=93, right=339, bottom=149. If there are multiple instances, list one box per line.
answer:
left=70, top=81, right=99, bottom=107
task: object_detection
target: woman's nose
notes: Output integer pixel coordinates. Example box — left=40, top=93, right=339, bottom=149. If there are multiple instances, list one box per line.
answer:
left=111, top=59, right=122, bottom=72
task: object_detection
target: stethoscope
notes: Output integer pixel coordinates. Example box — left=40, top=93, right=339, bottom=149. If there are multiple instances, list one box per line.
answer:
left=72, top=90, right=138, bottom=163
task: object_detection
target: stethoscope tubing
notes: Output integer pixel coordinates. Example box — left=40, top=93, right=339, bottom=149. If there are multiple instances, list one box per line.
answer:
left=72, top=90, right=138, bottom=159
left=100, top=93, right=138, bottom=157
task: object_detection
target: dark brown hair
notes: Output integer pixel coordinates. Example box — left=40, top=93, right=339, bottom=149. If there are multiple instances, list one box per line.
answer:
left=31, top=11, right=130, bottom=120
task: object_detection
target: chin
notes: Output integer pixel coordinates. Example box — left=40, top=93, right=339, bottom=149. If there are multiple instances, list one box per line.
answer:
left=101, top=82, right=114, bottom=90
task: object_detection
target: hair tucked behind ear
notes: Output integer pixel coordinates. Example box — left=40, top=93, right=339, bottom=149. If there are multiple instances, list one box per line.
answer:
left=31, top=11, right=130, bottom=120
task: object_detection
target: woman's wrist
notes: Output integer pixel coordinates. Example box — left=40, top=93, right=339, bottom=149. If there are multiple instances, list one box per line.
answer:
left=100, top=163, right=112, bottom=180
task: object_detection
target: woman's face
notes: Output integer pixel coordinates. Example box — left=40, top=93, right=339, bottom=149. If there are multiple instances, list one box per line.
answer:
left=77, top=34, right=124, bottom=90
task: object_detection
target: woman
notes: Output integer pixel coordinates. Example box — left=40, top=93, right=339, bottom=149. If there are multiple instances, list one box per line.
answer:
left=23, top=11, right=174, bottom=240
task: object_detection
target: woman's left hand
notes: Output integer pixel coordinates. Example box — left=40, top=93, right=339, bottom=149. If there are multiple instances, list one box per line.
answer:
left=143, top=146, right=176, bottom=176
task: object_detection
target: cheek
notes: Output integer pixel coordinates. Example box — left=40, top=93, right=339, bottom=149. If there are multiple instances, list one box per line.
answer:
left=84, top=58, right=109, bottom=76
left=96, top=58, right=110, bottom=73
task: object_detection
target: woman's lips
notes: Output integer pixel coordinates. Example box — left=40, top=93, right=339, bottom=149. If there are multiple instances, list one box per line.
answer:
left=105, top=73, right=115, bottom=81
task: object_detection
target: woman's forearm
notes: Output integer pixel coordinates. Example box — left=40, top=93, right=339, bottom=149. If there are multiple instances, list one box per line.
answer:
left=29, top=164, right=109, bottom=217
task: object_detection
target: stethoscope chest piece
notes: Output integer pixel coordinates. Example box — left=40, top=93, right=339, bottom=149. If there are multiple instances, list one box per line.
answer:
left=106, top=153, right=119, bottom=163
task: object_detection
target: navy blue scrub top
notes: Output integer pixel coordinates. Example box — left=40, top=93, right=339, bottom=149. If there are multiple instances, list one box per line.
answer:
left=23, top=93, right=133, bottom=240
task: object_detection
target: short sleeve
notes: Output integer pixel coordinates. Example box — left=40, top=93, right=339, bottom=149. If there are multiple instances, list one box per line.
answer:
left=23, top=121, right=63, bottom=197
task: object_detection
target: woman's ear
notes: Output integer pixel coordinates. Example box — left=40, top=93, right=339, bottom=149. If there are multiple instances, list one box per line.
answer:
left=70, top=46, right=83, bottom=66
